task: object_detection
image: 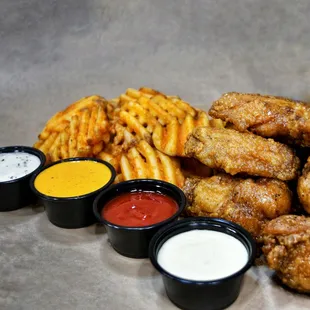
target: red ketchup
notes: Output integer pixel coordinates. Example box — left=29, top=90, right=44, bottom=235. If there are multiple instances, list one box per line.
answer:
left=102, top=192, right=178, bottom=227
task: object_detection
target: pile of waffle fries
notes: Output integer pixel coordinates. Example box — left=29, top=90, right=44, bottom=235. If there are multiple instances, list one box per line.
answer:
left=34, top=87, right=224, bottom=187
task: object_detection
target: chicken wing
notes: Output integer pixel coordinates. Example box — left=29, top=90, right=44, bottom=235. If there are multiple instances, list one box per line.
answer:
left=184, top=127, right=300, bottom=181
left=183, top=174, right=292, bottom=240
left=297, top=157, right=310, bottom=214
left=209, top=92, right=310, bottom=146
left=262, top=215, right=310, bottom=293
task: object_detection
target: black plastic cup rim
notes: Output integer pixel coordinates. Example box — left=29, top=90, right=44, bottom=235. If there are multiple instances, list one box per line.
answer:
left=30, top=157, right=116, bottom=201
left=149, top=217, right=256, bottom=285
left=93, top=178, right=187, bottom=231
left=0, top=145, right=46, bottom=184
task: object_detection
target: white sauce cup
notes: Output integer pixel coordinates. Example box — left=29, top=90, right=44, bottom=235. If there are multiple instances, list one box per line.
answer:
left=0, top=146, right=46, bottom=211
left=149, top=217, right=256, bottom=310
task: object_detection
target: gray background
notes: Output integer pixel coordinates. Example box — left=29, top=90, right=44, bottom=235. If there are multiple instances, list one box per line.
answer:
left=1, top=0, right=310, bottom=309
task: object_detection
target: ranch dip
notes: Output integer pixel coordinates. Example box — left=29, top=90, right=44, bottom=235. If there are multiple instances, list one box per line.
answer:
left=0, top=152, right=41, bottom=182
left=157, top=230, right=248, bottom=281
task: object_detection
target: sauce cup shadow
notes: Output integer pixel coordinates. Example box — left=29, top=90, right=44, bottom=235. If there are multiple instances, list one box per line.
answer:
left=228, top=268, right=262, bottom=309
left=0, top=203, right=44, bottom=226
left=99, top=239, right=154, bottom=278
left=271, top=271, right=310, bottom=299
left=85, top=223, right=106, bottom=236
left=34, top=214, right=103, bottom=245
left=136, top=263, right=178, bottom=309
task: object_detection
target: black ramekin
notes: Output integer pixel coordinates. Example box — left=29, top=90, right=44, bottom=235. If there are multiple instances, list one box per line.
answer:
left=0, top=146, right=46, bottom=211
left=149, top=217, right=256, bottom=310
left=30, top=157, right=116, bottom=229
left=93, top=179, right=187, bottom=258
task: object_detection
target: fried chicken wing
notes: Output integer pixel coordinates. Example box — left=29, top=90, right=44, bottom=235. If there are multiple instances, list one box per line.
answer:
left=209, top=92, right=310, bottom=146
left=184, top=127, right=300, bottom=181
left=183, top=174, right=292, bottom=240
left=297, top=157, right=310, bottom=214
left=262, top=215, right=310, bottom=293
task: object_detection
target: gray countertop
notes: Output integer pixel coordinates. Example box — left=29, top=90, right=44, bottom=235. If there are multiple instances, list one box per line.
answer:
left=1, top=1, right=310, bottom=309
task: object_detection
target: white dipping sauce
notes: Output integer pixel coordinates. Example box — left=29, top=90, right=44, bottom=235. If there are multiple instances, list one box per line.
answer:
left=157, top=230, right=248, bottom=281
left=0, top=152, right=41, bottom=182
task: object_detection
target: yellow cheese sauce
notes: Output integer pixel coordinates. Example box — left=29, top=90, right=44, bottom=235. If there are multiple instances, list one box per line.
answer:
left=34, top=161, right=112, bottom=198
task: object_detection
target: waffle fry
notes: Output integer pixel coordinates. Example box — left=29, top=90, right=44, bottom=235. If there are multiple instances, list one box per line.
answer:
left=106, top=98, right=121, bottom=120
left=153, top=111, right=225, bottom=156
left=59, top=130, right=70, bottom=159
left=33, top=132, right=59, bottom=155
left=119, top=140, right=185, bottom=188
left=119, top=88, right=196, bottom=117
left=96, top=149, right=121, bottom=173
left=118, top=88, right=154, bottom=105
left=95, top=140, right=126, bottom=173
left=110, top=87, right=200, bottom=153
left=48, top=133, right=62, bottom=162
left=111, top=103, right=157, bottom=149
left=38, top=95, right=107, bottom=140
left=34, top=102, right=110, bottom=162
left=92, top=142, right=104, bottom=155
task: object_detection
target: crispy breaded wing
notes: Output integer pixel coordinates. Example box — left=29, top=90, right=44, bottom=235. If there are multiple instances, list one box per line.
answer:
left=297, top=157, right=310, bottom=214
left=209, top=92, right=310, bottom=146
left=262, top=215, right=310, bottom=293
left=183, top=174, right=238, bottom=215
left=183, top=175, right=292, bottom=240
left=184, top=127, right=300, bottom=181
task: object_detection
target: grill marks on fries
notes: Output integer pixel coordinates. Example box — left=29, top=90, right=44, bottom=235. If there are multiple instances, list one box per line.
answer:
left=120, top=141, right=185, bottom=188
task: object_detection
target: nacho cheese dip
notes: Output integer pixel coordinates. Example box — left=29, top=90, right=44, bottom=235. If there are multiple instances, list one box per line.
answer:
left=157, top=230, right=248, bottom=281
left=34, top=160, right=112, bottom=198
left=0, top=152, right=41, bottom=182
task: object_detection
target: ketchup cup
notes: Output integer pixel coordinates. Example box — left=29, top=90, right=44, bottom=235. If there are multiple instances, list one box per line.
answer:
left=93, top=179, right=187, bottom=258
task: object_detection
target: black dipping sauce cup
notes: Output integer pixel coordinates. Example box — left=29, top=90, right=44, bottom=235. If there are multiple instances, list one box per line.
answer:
left=0, top=146, right=46, bottom=211
left=30, top=158, right=116, bottom=229
left=149, top=218, right=256, bottom=310
left=93, top=179, right=187, bottom=258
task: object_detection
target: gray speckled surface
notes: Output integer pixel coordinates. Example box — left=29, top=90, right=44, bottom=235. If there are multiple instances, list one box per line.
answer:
left=1, top=0, right=310, bottom=309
